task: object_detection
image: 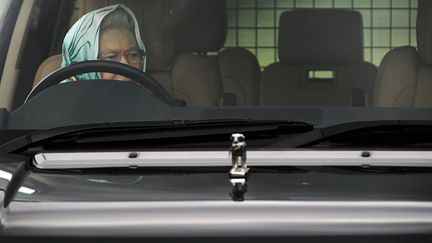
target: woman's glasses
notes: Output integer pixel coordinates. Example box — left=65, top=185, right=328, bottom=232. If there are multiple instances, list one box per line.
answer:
left=99, top=49, right=145, bottom=65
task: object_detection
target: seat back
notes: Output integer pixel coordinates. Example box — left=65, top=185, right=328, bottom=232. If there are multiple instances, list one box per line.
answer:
left=168, top=0, right=225, bottom=106
left=169, top=0, right=260, bottom=106
left=373, top=0, right=432, bottom=108
left=260, top=9, right=377, bottom=106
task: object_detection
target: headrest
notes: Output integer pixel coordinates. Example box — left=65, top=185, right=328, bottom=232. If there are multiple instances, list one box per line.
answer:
left=170, top=0, right=227, bottom=53
left=33, top=54, right=62, bottom=87
left=417, top=0, right=432, bottom=65
left=278, top=9, right=364, bottom=65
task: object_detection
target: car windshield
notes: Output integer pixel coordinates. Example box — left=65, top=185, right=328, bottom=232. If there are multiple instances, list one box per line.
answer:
left=0, top=0, right=430, bottom=145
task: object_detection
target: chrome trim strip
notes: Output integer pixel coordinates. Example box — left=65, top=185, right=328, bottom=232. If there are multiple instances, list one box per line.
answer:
left=34, top=150, right=432, bottom=169
left=5, top=200, right=432, bottom=236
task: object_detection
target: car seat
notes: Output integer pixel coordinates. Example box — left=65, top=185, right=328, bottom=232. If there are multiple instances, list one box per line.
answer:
left=168, top=0, right=260, bottom=106
left=260, top=9, right=377, bottom=107
left=373, top=0, right=432, bottom=108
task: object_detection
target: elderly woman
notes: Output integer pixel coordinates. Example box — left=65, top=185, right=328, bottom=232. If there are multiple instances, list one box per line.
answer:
left=62, top=4, right=146, bottom=81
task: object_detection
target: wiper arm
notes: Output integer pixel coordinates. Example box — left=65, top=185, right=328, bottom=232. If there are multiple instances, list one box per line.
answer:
left=1, top=119, right=313, bottom=154
left=268, top=120, right=432, bottom=148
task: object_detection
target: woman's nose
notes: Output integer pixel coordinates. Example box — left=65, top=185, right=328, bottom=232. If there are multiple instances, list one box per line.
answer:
left=119, top=55, right=129, bottom=65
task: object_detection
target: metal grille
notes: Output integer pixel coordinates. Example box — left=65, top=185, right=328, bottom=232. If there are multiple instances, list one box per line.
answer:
left=225, top=0, right=418, bottom=67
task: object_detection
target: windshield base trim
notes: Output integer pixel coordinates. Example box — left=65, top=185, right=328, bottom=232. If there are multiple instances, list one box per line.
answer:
left=33, top=150, right=432, bottom=169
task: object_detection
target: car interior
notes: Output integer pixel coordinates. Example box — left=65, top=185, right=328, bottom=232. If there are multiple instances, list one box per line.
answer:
left=0, top=0, right=428, bottom=111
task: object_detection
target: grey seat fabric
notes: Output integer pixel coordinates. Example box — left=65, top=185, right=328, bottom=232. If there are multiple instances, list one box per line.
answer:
left=373, top=0, right=432, bottom=108
left=260, top=9, right=377, bottom=107
left=169, top=0, right=260, bottom=106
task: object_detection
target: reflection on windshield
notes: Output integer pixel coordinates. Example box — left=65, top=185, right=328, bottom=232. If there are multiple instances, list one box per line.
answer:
left=0, top=169, right=35, bottom=195
left=1, top=0, right=431, bottom=132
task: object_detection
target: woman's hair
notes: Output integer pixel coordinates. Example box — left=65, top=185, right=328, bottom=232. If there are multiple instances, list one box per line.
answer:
left=100, top=8, right=135, bottom=31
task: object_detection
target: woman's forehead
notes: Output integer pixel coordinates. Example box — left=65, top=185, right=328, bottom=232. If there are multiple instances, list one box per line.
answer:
left=99, top=27, right=138, bottom=52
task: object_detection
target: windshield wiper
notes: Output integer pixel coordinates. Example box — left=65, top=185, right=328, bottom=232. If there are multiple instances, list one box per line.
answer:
left=268, top=120, right=432, bottom=148
left=0, top=119, right=313, bottom=154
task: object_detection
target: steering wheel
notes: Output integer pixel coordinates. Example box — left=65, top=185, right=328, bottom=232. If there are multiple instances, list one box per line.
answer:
left=26, top=60, right=177, bottom=106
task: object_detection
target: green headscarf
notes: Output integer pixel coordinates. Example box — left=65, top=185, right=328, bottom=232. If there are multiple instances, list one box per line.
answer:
left=61, top=4, right=146, bottom=80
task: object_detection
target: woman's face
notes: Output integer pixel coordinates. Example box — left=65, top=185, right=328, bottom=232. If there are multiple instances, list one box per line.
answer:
left=98, top=27, right=142, bottom=80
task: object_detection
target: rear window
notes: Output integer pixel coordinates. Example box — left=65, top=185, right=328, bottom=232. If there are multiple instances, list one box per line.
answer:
left=225, top=0, right=418, bottom=68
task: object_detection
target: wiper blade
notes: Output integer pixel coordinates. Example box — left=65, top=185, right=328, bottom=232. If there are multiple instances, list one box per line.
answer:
left=268, top=120, right=432, bottom=148
left=1, top=119, right=313, bottom=154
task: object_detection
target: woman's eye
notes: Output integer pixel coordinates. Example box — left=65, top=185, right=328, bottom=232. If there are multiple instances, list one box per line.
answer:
left=101, top=54, right=118, bottom=60
left=127, top=52, right=140, bottom=59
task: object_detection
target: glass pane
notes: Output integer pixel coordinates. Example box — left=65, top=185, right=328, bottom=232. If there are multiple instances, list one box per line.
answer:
left=258, top=29, right=275, bottom=46
left=411, top=10, right=417, bottom=27
left=364, top=29, right=372, bottom=47
left=257, top=48, right=275, bottom=67
left=239, top=0, right=256, bottom=8
left=315, top=0, right=333, bottom=8
left=410, top=29, right=417, bottom=46
left=295, top=0, right=313, bottom=8
left=257, top=0, right=274, bottom=8
left=391, top=29, right=409, bottom=47
left=223, top=0, right=417, bottom=73
left=372, top=29, right=390, bottom=47
left=334, top=0, right=353, bottom=8
left=239, top=29, right=256, bottom=46
left=239, top=10, right=256, bottom=27
left=392, top=0, right=409, bottom=8
left=358, top=9, right=372, bottom=27
left=277, top=0, right=294, bottom=8
left=373, top=0, right=391, bottom=8
left=372, top=10, right=390, bottom=27
left=258, top=9, right=274, bottom=27
left=392, top=10, right=409, bottom=28
left=226, top=29, right=237, bottom=46
left=354, top=0, right=372, bottom=8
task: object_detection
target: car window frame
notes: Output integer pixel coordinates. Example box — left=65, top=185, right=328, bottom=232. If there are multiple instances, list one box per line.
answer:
left=0, top=0, right=22, bottom=83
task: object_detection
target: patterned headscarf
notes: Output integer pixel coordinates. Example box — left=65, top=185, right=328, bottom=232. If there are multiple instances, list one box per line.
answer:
left=61, top=4, right=146, bottom=80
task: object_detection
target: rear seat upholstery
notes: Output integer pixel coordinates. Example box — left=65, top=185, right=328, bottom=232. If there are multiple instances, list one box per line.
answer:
left=373, top=0, right=432, bottom=108
left=260, top=9, right=377, bottom=107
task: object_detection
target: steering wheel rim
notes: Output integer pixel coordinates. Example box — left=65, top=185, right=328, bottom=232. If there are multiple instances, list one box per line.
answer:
left=26, top=60, right=177, bottom=106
